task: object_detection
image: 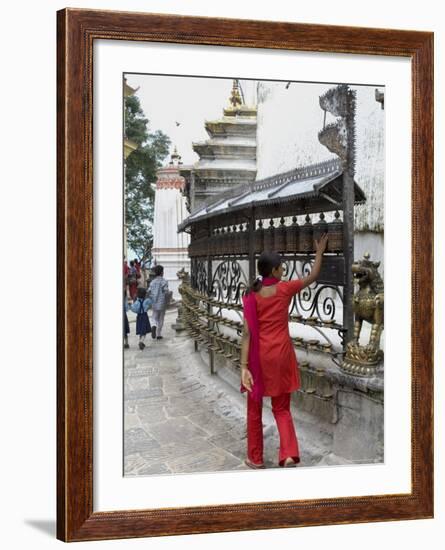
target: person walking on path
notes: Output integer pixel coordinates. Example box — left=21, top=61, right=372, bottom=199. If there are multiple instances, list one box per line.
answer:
left=127, top=260, right=140, bottom=302
left=131, top=287, right=153, bottom=350
left=123, top=292, right=130, bottom=349
left=240, top=234, right=328, bottom=469
left=148, top=265, right=169, bottom=340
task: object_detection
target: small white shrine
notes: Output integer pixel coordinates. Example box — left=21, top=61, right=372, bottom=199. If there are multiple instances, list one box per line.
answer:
left=151, top=148, right=190, bottom=298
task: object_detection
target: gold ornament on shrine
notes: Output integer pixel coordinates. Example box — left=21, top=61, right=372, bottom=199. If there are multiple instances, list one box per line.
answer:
left=341, top=252, right=384, bottom=376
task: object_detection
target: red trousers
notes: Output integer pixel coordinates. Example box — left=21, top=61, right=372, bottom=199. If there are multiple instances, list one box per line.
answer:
left=129, top=283, right=138, bottom=301
left=247, top=392, right=300, bottom=466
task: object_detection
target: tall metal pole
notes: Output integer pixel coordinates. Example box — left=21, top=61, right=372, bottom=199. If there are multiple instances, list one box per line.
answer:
left=318, top=84, right=356, bottom=351
left=342, top=87, right=356, bottom=349
left=207, top=222, right=215, bottom=374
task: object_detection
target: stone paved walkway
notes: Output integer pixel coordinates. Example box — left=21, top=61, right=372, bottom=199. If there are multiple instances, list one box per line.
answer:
left=124, top=308, right=336, bottom=477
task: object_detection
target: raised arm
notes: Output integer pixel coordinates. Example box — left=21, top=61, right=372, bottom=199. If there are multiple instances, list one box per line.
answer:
left=300, top=233, right=328, bottom=290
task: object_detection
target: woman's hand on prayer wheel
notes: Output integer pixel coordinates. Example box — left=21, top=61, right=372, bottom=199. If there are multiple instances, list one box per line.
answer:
left=314, top=232, right=328, bottom=255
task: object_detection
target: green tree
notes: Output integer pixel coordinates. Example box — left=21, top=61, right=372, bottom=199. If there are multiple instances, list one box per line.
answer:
left=124, top=94, right=171, bottom=262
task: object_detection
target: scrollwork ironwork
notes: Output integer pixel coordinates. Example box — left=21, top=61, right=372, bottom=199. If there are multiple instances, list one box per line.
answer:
left=190, top=258, right=208, bottom=294
left=281, top=257, right=344, bottom=323
left=210, top=259, right=248, bottom=305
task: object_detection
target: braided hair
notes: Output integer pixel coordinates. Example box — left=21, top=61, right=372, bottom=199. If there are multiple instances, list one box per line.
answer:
left=245, top=251, right=282, bottom=295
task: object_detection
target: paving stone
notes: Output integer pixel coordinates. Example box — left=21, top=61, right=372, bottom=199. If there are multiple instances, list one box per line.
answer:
left=165, top=395, right=208, bottom=418
left=187, top=411, right=233, bottom=436
left=133, top=395, right=169, bottom=406
left=163, top=383, right=187, bottom=397
left=154, top=363, right=182, bottom=374
left=233, top=463, right=251, bottom=470
left=167, top=448, right=242, bottom=474
left=124, top=453, right=146, bottom=475
left=178, top=386, right=210, bottom=403
left=136, top=404, right=168, bottom=425
left=149, top=376, right=163, bottom=389
left=149, top=437, right=213, bottom=463
left=128, top=377, right=150, bottom=391
left=125, top=412, right=141, bottom=430
left=136, top=442, right=173, bottom=463
left=207, top=431, right=246, bottom=459
left=125, top=387, right=163, bottom=401
left=145, top=417, right=207, bottom=445
left=125, top=403, right=136, bottom=414
left=125, top=366, right=160, bottom=377
left=177, top=378, right=201, bottom=391
left=134, top=462, right=171, bottom=476
left=124, top=428, right=161, bottom=455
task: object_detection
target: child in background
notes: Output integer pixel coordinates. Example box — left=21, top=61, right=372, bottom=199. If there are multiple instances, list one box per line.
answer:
left=127, top=260, right=139, bottom=303
left=131, top=287, right=152, bottom=350
left=123, top=292, right=130, bottom=349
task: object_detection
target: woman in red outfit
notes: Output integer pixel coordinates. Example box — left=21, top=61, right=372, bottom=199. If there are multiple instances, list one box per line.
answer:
left=240, top=233, right=328, bottom=469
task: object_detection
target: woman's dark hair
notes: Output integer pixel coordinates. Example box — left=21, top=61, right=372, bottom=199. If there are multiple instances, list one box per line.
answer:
left=153, top=265, right=164, bottom=277
left=137, top=287, right=147, bottom=299
left=246, top=251, right=282, bottom=294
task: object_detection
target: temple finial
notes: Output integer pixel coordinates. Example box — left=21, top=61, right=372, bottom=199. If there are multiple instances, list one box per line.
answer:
left=169, top=146, right=182, bottom=166
left=229, top=80, right=243, bottom=108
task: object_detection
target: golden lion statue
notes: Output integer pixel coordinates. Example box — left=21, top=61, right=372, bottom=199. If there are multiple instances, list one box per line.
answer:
left=341, top=252, right=384, bottom=376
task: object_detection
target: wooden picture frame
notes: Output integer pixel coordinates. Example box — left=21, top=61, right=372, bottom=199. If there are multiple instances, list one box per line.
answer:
left=57, top=8, right=434, bottom=542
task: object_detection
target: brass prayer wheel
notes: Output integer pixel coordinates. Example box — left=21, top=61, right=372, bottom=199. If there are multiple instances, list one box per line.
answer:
left=213, top=228, right=220, bottom=255
left=313, top=212, right=328, bottom=245
left=210, top=229, right=218, bottom=255
left=286, top=216, right=299, bottom=252
left=300, top=214, right=314, bottom=252
left=327, top=210, right=343, bottom=252
left=230, top=225, right=238, bottom=254
left=254, top=219, right=264, bottom=253
left=263, top=218, right=275, bottom=251
left=232, top=226, right=239, bottom=254
left=275, top=217, right=287, bottom=252
left=240, top=223, right=248, bottom=255
left=226, top=226, right=236, bottom=254
left=224, top=226, right=231, bottom=255
left=220, top=227, right=227, bottom=255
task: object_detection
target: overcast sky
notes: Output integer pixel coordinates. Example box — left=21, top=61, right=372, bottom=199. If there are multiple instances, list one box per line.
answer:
left=124, top=74, right=257, bottom=166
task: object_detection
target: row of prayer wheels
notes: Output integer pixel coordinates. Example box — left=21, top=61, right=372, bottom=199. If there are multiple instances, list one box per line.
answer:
left=188, top=212, right=343, bottom=257
left=299, top=362, right=334, bottom=399
left=182, top=307, right=242, bottom=363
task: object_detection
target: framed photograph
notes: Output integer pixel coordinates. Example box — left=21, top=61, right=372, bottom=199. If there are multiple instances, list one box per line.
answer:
left=57, top=8, right=433, bottom=542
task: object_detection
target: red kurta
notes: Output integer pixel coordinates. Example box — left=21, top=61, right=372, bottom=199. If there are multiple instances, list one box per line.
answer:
left=254, top=279, right=303, bottom=396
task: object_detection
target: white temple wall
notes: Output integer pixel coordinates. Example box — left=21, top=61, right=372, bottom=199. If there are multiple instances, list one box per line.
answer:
left=256, top=81, right=384, bottom=237
left=152, top=187, right=190, bottom=298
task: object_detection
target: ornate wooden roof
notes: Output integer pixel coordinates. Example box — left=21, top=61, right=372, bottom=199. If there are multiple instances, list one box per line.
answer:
left=178, top=158, right=365, bottom=232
